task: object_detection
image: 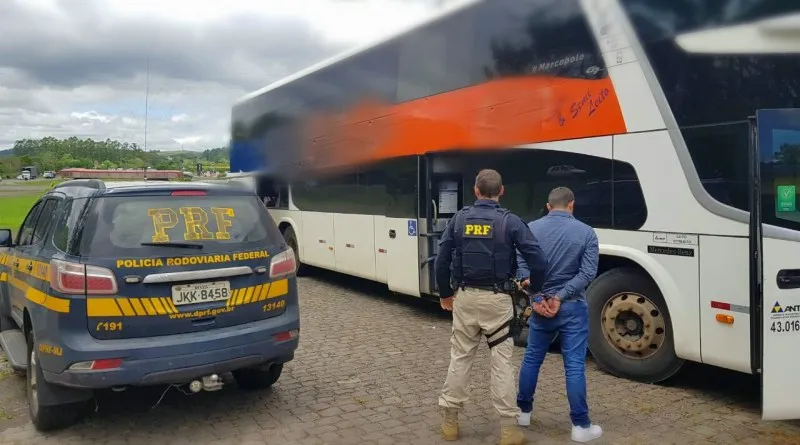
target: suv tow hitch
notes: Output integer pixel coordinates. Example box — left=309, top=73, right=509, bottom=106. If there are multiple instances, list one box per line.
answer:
left=188, top=374, right=224, bottom=393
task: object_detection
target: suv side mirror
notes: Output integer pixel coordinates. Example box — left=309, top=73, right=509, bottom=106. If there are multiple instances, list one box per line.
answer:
left=0, top=229, right=12, bottom=247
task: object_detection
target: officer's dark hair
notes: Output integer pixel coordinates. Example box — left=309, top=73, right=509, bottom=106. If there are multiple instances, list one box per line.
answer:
left=548, top=186, right=575, bottom=209
left=475, top=169, right=502, bottom=198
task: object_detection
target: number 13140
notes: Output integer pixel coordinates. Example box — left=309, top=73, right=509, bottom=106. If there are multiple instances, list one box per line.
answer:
left=263, top=300, right=286, bottom=312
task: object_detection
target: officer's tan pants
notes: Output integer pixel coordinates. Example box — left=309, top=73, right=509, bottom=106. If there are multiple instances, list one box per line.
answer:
left=438, top=287, right=520, bottom=421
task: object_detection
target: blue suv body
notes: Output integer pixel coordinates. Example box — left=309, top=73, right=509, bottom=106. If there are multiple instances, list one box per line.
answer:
left=0, top=179, right=300, bottom=431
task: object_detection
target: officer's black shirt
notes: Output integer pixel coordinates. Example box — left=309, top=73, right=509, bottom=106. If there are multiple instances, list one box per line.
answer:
left=434, top=199, right=547, bottom=299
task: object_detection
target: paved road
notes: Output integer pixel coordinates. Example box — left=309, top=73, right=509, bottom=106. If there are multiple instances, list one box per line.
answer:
left=1, top=271, right=799, bottom=444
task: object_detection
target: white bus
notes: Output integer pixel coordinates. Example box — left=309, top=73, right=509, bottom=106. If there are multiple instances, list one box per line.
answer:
left=230, top=0, right=800, bottom=420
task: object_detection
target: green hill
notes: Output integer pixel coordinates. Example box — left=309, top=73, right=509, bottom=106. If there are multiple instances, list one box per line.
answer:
left=0, top=137, right=230, bottom=178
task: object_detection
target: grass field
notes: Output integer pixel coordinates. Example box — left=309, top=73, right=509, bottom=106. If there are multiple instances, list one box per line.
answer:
left=0, top=195, right=41, bottom=231
left=0, top=177, right=195, bottom=232
left=6, top=179, right=64, bottom=186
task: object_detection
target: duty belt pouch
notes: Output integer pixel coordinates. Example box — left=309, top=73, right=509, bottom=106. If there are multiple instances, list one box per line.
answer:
left=508, top=286, right=535, bottom=340
left=508, top=294, right=528, bottom=339
left=508, top=292, right=523, bottom=340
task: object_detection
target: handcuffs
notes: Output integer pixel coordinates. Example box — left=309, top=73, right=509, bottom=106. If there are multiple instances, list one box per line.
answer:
left=516, top=279, right=561, bottom=320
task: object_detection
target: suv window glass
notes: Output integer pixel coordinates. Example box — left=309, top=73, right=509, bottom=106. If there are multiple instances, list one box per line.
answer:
left=31, top=199, right=58, bottom=245
left=79, top=195, right=285, bottom=258
left=17, top=201, right=44, bottom=246
left=52, top=198, right=90, bottom=255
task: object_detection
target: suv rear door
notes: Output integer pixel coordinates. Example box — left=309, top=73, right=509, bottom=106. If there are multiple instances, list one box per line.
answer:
left=62, top=187, right=294, bottom=340
left=8, top=199, right=62, bottom=320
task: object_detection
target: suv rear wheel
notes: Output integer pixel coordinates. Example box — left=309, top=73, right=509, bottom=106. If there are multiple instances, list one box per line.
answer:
left=233, top=363, right=283, bottom=390
left=26, top=330, right=83, bottom=431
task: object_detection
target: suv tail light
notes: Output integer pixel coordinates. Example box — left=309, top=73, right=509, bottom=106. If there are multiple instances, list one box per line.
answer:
left=69, top=358, right=123, bottom=371
left=50, top=259, right=118, bottom=295
left=269, top=249, right=296, bottom=279
left=274, top=329, right=299, bottom=343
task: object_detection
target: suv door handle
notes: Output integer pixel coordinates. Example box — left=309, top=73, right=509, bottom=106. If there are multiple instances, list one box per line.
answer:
left=389, top=230, right=396, bottom=239
left=777, top=269, right=800, bottom=289
left=13, top=261, right=19, bottom=268
left=25, top=264, right=32, bottom=271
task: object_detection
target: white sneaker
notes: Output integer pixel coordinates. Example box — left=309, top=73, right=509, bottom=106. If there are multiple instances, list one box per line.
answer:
left=517, top=411, right=531, bottom=426
left=571, top=424, right=602, bottom=442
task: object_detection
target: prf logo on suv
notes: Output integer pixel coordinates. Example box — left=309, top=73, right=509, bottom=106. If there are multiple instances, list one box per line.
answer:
left=0, top=179, right=300, bottom=431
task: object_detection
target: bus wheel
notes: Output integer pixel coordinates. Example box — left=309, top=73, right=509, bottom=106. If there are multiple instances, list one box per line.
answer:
left=587, top=267, right=684, bottom=384
left=282, top=226, right=307, bottom=276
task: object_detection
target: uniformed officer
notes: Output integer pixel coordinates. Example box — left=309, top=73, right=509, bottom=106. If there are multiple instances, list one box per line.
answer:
left=435, top=169, right=547, bottom=445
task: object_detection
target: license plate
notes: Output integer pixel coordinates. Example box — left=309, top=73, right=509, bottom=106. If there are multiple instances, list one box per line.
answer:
left=171, top=281, right=231, bottom=306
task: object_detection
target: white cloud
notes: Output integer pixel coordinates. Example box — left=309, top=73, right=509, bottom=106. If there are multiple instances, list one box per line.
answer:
left=70, top=111, right=112, bottom=124
left=102, top=0, right=435, bottom=44
left=0, top=0, right=450, bottom=151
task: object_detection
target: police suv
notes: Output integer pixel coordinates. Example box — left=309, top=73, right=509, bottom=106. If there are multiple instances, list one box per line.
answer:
left=0, top=179, right=300, bottom=431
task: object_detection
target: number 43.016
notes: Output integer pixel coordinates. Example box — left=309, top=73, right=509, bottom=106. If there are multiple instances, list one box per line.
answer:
left=770, top=319, right=800, bottom=333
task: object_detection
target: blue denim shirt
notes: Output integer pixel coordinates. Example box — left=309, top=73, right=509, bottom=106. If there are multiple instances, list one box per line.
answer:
left=515, top=210, right=599, bottom=301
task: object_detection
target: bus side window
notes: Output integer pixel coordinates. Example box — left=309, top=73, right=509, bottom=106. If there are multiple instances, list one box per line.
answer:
left=275, top=184, right=289, bottom=209
left=258, top=177, right=289, bottom=210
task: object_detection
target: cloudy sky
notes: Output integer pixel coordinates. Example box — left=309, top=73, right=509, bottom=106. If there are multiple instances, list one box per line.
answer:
left=0, top=0, right=453, bottom=152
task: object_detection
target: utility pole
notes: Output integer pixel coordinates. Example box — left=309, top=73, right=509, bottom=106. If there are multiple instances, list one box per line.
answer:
left=144, top=49, right=151, bottom=153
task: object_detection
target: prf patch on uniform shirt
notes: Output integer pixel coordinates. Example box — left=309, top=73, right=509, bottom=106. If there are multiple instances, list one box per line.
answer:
left=463, top=221, right=493, bottom=238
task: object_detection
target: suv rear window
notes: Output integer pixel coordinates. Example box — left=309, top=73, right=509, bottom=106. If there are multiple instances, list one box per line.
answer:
left=77, top=194, right=285, bottom=258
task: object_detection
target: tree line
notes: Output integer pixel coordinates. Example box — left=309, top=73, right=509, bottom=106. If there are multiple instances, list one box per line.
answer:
left=0, top=137, right=230, bottom=178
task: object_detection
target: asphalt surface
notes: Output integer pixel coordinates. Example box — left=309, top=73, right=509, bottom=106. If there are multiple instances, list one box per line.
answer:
left=0, top=270, right=799, bottom=444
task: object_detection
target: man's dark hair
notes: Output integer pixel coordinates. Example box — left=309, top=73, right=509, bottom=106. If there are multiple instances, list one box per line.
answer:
left=548, top=186, right=575, bottom=208
left=475, top=169, right=503, bottom=198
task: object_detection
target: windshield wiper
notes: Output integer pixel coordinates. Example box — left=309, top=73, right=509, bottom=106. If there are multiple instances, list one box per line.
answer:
left=140, top=242, right=203, bottom=249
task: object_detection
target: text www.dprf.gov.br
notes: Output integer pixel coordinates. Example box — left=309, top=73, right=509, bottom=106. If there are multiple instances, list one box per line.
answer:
left=168, top=307, right=235, bottom=320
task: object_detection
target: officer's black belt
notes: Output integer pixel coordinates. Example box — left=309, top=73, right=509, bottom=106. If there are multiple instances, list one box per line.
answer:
left=460, top=284, right=502, bottom=292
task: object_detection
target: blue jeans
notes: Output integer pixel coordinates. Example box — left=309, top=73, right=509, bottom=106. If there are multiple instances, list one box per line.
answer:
left=516, top=299, right=591, bottom=427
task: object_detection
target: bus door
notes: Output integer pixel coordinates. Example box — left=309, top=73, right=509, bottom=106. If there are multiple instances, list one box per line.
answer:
left=751, top=108, right=800, bottom=420
left=419, top=154, right=464, bottom=297
left=384, top=156, right=424, bottom=297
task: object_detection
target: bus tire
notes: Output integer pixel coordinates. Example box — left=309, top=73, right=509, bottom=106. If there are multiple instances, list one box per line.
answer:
left=26, top=330, right=84, bottom=432
left=281, top=226, right=307, bottom=276
left=587, top=267, right=684, bottom=384
left=233, top=363, right=283, bottom=390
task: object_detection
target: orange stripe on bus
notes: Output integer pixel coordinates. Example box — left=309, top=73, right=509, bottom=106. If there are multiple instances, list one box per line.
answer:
left=297, top=76, right=627, bottom=170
